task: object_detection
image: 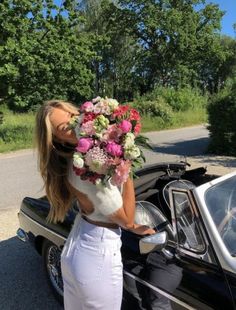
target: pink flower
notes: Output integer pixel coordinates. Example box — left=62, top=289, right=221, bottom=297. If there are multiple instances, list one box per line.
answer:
left=80, top=101, right=94, bottom=112
left=85, top=146, right=109, bottom=174
left=111, top=160, right=131, bottom=186
left=80, top=120, right=95, bottom=136
left=101, top=124, right=122, bottom=143
left=76, top=138, right=93, bottom=153
left=119, top=120, right=132, bottom=133
left=106, top=142, right=123, bottom=157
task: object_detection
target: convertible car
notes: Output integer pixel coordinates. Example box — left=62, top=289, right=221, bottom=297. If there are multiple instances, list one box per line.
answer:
left=17, top=162, right=236, bottom=309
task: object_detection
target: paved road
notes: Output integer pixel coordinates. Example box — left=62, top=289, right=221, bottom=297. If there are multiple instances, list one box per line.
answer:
left=0, top=125, right=210, bottom=211
left=0, top=149, right=44, bottom=210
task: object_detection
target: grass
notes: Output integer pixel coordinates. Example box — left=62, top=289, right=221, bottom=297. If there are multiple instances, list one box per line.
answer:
left=0, top=106, right=35, bottom=153
left=0, top=106, right=208, bottom=153
left=141, top=107, right=208, bottom=132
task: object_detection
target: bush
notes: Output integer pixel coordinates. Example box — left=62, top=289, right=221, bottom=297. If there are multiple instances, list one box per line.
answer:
left=140, top=86, right=208, bottom=111
left=133, top=96, right=173, bottom=123
left=0, top=124, right=33, bottom=144
left=207, top=80, right=236, bottom=155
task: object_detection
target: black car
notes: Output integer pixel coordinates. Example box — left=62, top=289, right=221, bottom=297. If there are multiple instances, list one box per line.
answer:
left=17, top=162, right=236, bottom=309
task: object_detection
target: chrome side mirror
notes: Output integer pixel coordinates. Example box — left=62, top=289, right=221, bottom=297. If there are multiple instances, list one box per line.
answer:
left=139, top=231, right=168, bottom=254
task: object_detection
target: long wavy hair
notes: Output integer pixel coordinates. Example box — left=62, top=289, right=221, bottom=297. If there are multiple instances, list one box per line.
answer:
left=35, top=100, right=79, bottom=223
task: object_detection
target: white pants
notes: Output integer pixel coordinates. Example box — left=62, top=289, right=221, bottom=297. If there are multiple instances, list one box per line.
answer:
left=61, top=216, right=123, bottom=310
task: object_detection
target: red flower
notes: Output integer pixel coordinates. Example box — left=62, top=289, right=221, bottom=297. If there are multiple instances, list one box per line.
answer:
left=82, top=112, right=97, bottom=124
left=112, top=105, right=130, bottom=118
left=134, top=122, right=141, bottom=135
left=129, top=108, right=140, bottom=121
left=88, top=173, right=103, bottom=184
left=73, top=167, right=87, bottom=176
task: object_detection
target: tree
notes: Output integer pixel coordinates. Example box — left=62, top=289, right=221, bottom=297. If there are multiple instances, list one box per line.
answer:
left=0, top=0, right=96, bottom=111
left=110, top=0, right=227, bottom=93
left=79, top=0, right=140, bottom=101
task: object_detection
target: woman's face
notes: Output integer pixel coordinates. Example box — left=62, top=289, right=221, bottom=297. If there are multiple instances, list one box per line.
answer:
left=49, top=107, right=77, bottom=144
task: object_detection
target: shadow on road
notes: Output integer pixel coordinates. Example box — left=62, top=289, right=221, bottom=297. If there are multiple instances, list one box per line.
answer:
left=152, top=137, right=210, bottom=156
left=152, top=136, right=236, bottom=169
left=0, top=237, right=63, bottom=310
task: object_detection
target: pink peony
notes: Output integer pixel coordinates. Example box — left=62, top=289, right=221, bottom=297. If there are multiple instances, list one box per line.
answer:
left=118, top=120, right=132, bottom=133
left=80, top=101, right=94, bottom=112
left=80, top=120, right=95, bottom=136
left=106, top=141, right=123, bottom=157
left=76, top=138, right=93, bottom=153
left=111, top=160, right=131, bottom=186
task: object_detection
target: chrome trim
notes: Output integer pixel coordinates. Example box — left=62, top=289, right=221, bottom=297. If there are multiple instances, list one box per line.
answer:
left=18, top=210, right=66, bottom=247
left=139, top=231, right=167, bottom=254
left=194, top=171, right=236, bottom=273
left=123, top=270, right=196, bottom=310
left=16, top=228, right=28, bottom=242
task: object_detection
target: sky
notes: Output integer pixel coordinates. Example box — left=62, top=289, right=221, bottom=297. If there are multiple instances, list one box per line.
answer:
left=205, top=0, right=236, bottom=37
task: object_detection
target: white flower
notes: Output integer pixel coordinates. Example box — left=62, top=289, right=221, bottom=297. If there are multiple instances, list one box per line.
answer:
left=124, top=145, right=141, bottom=160
left=107, top=98, right=119, bottom=110
left=94, top=103, right=102, bottom=114
left=92, top=96, right=101, bottom=103
left=124, top=132, right=135, bottom=148
left=73, top=152, right=84, bottom=168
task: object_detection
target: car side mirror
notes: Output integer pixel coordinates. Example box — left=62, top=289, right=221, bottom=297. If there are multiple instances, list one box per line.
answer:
left=139, top=231, right=168, bottom=254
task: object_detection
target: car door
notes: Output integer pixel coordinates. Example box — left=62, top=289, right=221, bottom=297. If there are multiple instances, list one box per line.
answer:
left=121, top=188, right=234, bottom=310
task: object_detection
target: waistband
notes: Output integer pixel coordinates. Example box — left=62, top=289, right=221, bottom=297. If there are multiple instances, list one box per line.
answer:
left=80, top=217, right=121, bottom=239
left=82, top=215, right=119, bottom=229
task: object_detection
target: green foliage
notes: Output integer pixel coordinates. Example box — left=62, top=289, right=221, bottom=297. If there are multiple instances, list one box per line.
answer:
left=115, top=0, right=226, bottom=92
left=80, top=0, right=140, bottom=101
left=135, top=134, right=153, bottom=150
left=0, top=0, right=234, bottom=113
left=141, top=86, right=208, bottom=111
left=0, top=123, right=33, bottom=144
left=208, top=79, right=236, bottom=155
left=0, top=0, right=96, bottom=111
left=133, top=96, right=173, bottom=122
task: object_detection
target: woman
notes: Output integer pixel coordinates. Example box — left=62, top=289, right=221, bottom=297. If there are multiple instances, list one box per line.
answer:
left=35, top=99, right=155, bottom=310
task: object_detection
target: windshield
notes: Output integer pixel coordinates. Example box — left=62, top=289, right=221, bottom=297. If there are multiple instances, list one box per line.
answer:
left=205, top=175, right=236, bottom=256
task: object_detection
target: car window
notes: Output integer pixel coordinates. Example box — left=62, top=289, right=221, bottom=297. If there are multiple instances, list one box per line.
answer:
left=205, top=175, right=236, bottom=256
left=172, top=191, right=205, bottom=252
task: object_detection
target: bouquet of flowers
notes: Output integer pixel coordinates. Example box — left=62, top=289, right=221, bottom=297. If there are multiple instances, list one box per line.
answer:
left=69, top=97, right=152, bottom=187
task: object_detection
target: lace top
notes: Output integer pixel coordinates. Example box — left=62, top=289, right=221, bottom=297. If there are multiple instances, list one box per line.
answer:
left=68, top=161, right=123, bottom=223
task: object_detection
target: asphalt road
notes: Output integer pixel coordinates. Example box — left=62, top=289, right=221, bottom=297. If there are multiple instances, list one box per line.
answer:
left=0, top=125, right=211, bottom=310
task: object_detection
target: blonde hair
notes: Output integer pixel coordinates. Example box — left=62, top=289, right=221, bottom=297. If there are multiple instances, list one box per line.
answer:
left=35, top=100, right=79, bottom=223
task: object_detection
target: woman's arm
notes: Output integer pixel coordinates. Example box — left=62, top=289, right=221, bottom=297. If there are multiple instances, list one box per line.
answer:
left=108, top=177, right=135, bottom=229
left=109, top=178, right=155, bottom=235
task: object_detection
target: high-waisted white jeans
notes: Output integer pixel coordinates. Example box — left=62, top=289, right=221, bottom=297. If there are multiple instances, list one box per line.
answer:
left=61, top=216, right=123, bottom=310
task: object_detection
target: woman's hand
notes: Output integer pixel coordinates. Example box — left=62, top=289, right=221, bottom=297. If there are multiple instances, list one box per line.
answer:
left=130, top=223, right=156, bottom=235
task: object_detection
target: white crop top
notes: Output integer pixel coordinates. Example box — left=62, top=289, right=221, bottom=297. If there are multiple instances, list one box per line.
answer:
left=68, top=161, right=123, bottom=223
